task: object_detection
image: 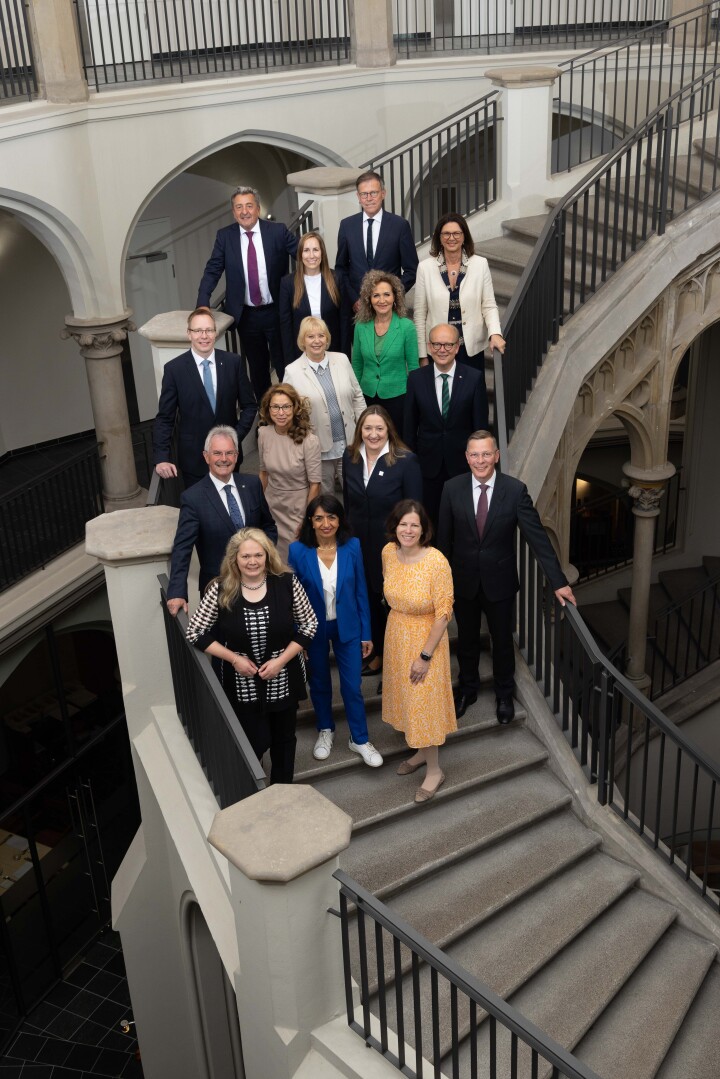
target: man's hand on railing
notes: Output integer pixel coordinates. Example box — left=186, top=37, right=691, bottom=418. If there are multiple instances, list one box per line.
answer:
left=554, top=584, right=577, bottom=607
left=155, top=462, right=178, bottom=479
left=167, top=597, right=189, bottom=617
left=489, top=333, right=506, bottom=354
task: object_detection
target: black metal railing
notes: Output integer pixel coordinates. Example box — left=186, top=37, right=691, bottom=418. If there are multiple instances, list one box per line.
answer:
left=648, top=572, right=720, bottom=698
left=571, top=468, right=682, bottom=580
left=335, top=870, right=601, bottom=1079
left=159, top=577, right=266, bottom=807
left=0, top=0, right=36, bottom=101
left=516, top=529, right=720, bottom=915
left=553, top=1, right=720, bottom=172
left=361, top=91, right=500, bottom=246
left=499, top=62, right=720, bottom=438
left=72, top=0, right=350, bottom=90
left=393, top=0, right=667, bottom=58
left=0, top=444, right=103, bottom=594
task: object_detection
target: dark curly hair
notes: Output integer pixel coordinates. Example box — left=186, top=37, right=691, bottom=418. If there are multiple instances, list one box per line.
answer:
left=355, top=270, right=407, bottom=322
left=258, top=383, right=314, bottom=445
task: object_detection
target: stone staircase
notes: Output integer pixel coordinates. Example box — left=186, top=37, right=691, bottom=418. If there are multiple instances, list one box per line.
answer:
left=293, top=643, right=720, bottom=1079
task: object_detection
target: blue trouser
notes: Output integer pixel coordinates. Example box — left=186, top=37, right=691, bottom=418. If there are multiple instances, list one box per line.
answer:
left=308, top=619, right=369, bottom=745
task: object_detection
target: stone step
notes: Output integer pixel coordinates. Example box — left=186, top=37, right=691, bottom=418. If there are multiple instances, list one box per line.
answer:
left=659, top=565, right=716, bottom=605
left=481, top=235, right=537, bottom=275
left=463, top=889, right=677, bottom=1078
left=656, top=962, right=720, bottom=1079
left=692, top=136, right=719, bottom=168
left=341, top=767, right=573, bottom=900
left=573, top=926, right=717, bottom=1079
left=306, top=722, right=544, bottom=832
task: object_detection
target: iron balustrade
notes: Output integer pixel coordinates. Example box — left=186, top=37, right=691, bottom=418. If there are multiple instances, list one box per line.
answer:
left=361, top=92, right=501, bottom=247
left=0, top=0, right=36, bottom=101
left=648, top=572, right=720, bottom=698
left=553, top=1, right=720, bottom=172
left=334, top=869, right=602, bottom=1079
left=498, top=62, right=720, bottom=438
left=72, top=0, right=350, bottom=90
left=393, top=0, right=667, bottom=58
left=159, top=576, right=267, bottom=807
left=0, top=444, right=103, bottom=594
left=515, top=529, right=720, bottom=916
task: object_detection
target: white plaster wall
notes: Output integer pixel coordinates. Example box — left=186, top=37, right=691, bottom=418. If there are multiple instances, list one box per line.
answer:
left=0, top=211, right=93, bottom=449
left=681, top=322, right=720, bottom=562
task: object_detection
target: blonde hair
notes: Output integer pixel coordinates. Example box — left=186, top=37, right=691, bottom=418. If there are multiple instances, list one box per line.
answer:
left=217, top=528, right=286, bottom=609
left=297, top=315, right=331, bottom=352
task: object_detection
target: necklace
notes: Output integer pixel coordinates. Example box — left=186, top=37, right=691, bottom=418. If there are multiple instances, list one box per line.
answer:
left=242, top=576, right=267, bottom=591
left=318, top=544, right=337, bottom=551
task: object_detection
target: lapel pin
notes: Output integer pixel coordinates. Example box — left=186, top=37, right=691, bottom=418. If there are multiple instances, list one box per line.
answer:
left=378, top=471, right=385, bottom=477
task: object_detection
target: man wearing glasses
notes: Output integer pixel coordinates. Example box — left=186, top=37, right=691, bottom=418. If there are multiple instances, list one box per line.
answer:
left=165, top=426, right=277, bottom=616
left=153, top=307, right=257, bottom=487
left=403, top=324, right=488, bottom=527
left=335, top=170, right=418, bottom=353
left=437, top=431, right=575, bottom=723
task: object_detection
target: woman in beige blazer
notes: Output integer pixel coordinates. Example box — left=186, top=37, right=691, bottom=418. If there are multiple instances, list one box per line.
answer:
left=413, top=213, right=506, bottom=392
left=283, top=316, right=367, bottom=495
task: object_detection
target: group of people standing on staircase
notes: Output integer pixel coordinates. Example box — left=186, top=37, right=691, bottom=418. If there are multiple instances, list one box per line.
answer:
left=154, top=172, right=575, bottom=799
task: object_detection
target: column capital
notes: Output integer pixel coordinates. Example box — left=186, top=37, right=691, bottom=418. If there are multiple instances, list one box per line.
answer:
left=484, top=66, right=560, bottom=89
left=286, top=166, right=363, bottom=197
left=623, top=462, right=676, bottom=517
left=62, top=311, right=136, bottom=356
left=138, top=309, right=233, bottom=349
left=86, top=506, right=178, bottom=566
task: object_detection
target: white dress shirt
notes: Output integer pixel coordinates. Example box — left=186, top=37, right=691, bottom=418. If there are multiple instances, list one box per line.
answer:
left=192, top=348, right=217, bottom=395
left=360, top=440, right=390, bottom=486
left=317, top=552, right=338, bottom=620
left=239, top=224, right=271, bottom=305
left=433, top=361, right=456, bottom=411
left=363, top=209, right=384, bottom=257
left=472, top=471, right=496, bottom=513
left=304, top=273, right=322, bottom=317
left=209, top=471, right=245, bottom=521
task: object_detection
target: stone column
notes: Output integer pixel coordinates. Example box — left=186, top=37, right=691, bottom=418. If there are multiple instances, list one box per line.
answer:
left=286, top=167, right=363, bottom=264
left=63, top=313, right=144, bottom=509
left=209, top=785, right=352, bottom=1079
left=623, top=463, right=676, bottom=692
left=25, top=0, right=88, bottom=103
left=348, top=0, right=396, bottom=68
left=485, top=67, right=560, bottom=212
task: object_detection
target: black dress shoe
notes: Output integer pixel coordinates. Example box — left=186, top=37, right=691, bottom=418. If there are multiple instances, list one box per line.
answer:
left=496, top=698, right=515, bottom=724
left=454, top=692, right=477, bottom=719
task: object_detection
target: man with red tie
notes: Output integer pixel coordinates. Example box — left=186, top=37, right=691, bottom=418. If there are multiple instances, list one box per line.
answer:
left=437, top=431, right=576, bottom=723
left=197, top=187, right=299, bottom=401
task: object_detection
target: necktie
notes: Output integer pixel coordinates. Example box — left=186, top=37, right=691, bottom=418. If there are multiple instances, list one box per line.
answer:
left=313, top=364, right=345, bottom=444
left=201, top=359, right=216, bottom=412
left=366, top=218, right=374, bottom=266
left=245, top=231, right=263, bottom=306
left=476, top=483, right=489, bottom=540
left=440, top=373, right=450, bottom=421
left=224, top=484, right=245, bottom=530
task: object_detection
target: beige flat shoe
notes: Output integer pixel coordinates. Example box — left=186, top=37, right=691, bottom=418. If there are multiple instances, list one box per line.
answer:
left=397, top=758, right=424, bottom=775
left=415, top=772, right=445, bottom=803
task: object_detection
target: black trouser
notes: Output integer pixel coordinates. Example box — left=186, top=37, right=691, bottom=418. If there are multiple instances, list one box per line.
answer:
left=233, top=702, right=298, bottom=784
left=454, top=583, right=516, bottom=699
left=239, top=304, right=284, bottom=402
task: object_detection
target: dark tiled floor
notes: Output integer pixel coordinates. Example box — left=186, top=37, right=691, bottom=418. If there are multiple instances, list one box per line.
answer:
left=2, top=931, right=142, bottom=1078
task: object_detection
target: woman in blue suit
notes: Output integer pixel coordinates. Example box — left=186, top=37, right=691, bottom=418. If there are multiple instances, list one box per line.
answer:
left=289, top=495, right=384, bottom=769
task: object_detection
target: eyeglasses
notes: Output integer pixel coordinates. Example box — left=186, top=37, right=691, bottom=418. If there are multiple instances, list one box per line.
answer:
left=209, top=450, right=238, bottom=458
left=440, top=231, right=464, bottom=240
left=189, top=328, right=215, bottom=335
left=467, top=451, right=496, bottom=460
left=358, top=190, right=383, bottom=199
left=269, top=404, right=293, bottom=412
left=429, top=341, right=457, bottom=351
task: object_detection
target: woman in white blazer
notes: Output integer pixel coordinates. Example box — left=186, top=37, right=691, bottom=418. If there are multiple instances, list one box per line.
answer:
left=413, top=213, right=506, bottom=390
left=283, top=316, right=367, bottom=495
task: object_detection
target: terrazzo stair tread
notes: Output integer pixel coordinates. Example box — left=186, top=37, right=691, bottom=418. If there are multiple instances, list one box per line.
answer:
left=656, top=963, right=720, bottom=1079
left=658, top=565, right=718, bottom=604
left=294, top=694, right=511, bottom=780
left=580, top=599, right=629, bottom=652
left=617, top=583, right=669, bottom=618
left=388, top=852, right=640, bottom=1064
left=572, top=925, right=717, bottom=1079
left=499, top=214, right=549, bottom=245
left=484, top=265, right=522, bottom=303
left=340, top=767, right=573, bottom=898
left=647, top=154, right=715, bottom=199
left=480, top=236, right=538, bottom=274
left=462, top=889, right=677, bottom=1079
left=380, top=809, right=600, bottom=952
left=306, top=725, right=548, bottom=830
left=692, top=137, right=719, bottom=166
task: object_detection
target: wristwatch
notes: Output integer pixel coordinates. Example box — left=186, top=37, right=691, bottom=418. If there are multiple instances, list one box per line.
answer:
left=419, top=651, right=432, bottom=662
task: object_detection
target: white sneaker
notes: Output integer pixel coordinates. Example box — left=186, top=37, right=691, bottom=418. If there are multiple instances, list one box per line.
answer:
left=313, top=730, right=334, bottom=760
left=349, top=739, right=383, bottom=768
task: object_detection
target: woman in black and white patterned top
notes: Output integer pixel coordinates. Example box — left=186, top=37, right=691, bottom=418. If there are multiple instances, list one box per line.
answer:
left=186, top=528, right=318, bottom=783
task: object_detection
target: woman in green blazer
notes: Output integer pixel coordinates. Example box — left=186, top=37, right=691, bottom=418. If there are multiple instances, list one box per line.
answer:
left=351, top=270, right=419, bottom=435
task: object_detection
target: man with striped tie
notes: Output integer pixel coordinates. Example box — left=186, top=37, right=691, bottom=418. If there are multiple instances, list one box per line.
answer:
left=165, top=427, right=277, bottom=617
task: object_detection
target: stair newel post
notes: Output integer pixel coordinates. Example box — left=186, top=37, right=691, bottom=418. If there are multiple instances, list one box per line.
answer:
left=658, top=105, right=674, bottom=235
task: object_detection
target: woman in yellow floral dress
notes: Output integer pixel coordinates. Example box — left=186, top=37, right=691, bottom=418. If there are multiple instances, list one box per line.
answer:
left=381, top=499, right=456, bottom=802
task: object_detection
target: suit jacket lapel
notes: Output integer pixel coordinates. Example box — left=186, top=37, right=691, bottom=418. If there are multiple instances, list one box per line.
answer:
left=447, top=368, right=466, bottom=420
left=232, top=225, right=245, bottom=286
left=204, top=478, right=234, bottom=531
left=336, top=543, right=348, bottom=598
left=463, top=474, right=477, bottom=537
left=183, top=352, right=214, bottom=418
left=214, top=351, right=226, bottom=416
left=379, top=314, right=401, bottom=356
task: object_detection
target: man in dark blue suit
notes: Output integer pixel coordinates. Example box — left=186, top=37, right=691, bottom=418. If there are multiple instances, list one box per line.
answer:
left=196, top=186, right=299, bottom=401
left=153, top=307, right=257, bottom=487
left=403, top=323, right=488, bottom=527
left=335, top=171, right=418, bottom=354
left=166, top=426, right=277, bottom=616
